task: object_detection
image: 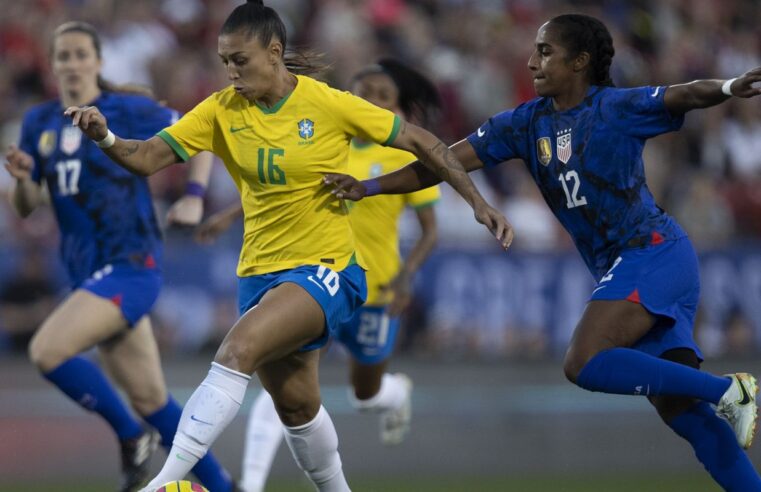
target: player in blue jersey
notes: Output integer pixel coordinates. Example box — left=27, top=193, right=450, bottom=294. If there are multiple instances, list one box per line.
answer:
left=3, top=21, right=236, bottom=492
left=326, top=13, right=761, bottom=490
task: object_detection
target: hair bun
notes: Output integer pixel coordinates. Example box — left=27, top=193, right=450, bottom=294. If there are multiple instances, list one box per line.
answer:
left=246, top=0, right=264, bottom=5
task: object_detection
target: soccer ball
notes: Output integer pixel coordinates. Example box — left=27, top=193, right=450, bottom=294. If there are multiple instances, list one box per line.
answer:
left=156, top=481, right=209, bottom=492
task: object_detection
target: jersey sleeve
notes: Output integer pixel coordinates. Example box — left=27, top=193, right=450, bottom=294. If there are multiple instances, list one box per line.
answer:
left=331, top=90, right=400, bottom=145
left=466, top=110, right=522, bottom=167
left=156, top=94, right=217, bottom=162
left=405, top=184, right=441, bottom=209
left=127, top=96, right=179, bottom=140
left=18, top=110, right=43, bottom=183
left=600, top=86, right=684, bottom=138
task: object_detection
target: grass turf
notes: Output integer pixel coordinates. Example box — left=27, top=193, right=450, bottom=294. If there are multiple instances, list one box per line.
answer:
left=0, top=473, right=718, bottom=491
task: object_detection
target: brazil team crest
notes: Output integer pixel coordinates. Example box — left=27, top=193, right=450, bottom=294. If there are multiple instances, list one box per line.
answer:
left=556, top=128, right=572, bottom=164
left=298, top=119, right=314, bottom=140
left=37, top=130, right=57, bottom=158
left=536, top=137, right=552, bottom=166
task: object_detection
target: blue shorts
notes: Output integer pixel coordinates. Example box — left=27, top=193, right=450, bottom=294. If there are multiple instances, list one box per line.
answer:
left=80, top=262, right=162, bottom=327
left=590, top=237, right=702, bottom=360
left=336, top=305, right=401, bottom=364
left=238, top=264, right=367, bottom=352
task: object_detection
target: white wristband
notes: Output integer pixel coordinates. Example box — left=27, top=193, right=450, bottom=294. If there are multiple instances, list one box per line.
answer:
left=95, top=129, right=116, bottom=149
left=722, top=78, right=737, bottom=97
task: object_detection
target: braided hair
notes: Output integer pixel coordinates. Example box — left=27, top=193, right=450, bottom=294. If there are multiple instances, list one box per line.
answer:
left=549, top=14, right=615, bottom=87
left=222, top=0, right=328, bottom=76
left=353, top=58, right=441, bottom=127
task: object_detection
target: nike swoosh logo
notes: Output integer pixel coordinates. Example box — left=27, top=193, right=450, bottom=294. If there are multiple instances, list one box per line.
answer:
left=477, top=127, right=486, bottom=137
left=651, top=87, right=661, bottom=98
left=190, top=414, right=213, bottom=425
left=230, top=126, right=251, bottom=133
left=307, top=276, right=325, bottom=292
left=592, top=285, right=607, bottom=295
left=176, top=453, right=193, bottom=462
left=737, top=377, right=753, bottom=406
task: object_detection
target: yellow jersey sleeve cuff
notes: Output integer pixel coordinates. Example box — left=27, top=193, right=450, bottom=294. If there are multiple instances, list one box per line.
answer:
left=411, top=198, right=440, bottom=210
left=382, top=115, right=401, bottom=146
left=157, top=130, right=191, bottom=162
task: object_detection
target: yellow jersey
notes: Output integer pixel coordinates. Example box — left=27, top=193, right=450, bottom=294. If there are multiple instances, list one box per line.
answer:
left=158, top=75, right=401, bottom=276
left=347, top=140, right=440, bottom=305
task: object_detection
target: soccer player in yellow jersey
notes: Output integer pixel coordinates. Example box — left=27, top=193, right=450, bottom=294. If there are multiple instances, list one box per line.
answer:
left=64, top=1, right=511, bottom=490
left=193, top=59, right=442, bottom=491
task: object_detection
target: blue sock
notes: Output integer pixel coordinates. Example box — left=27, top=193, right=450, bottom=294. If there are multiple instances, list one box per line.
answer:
left=43, top=356, right=143, bottom=440
left=576, top=348, right=731, bottom=403
left=144, top=396, right=234, bottom=492
left=669, top=402, right=761, bottom=491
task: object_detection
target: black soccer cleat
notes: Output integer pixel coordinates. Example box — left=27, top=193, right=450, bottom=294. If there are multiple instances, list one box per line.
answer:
left=118, top=429, right=160, bottom=492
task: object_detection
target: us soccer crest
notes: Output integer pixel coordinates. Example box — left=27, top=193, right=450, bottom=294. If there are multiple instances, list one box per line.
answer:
left=536, top=137, right=552, bottom=166
left=298, top=118, right=314, bottom=140
left=37, top=130, right=57, bottom=158
left=556, top=128, right=572, bottom=164
left=60, top=126, right=82, bottom=155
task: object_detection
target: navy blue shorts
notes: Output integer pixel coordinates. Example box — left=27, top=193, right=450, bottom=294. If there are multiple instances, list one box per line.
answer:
left=238, top=264, right=367, bottom=351
left=81, top=262, right=162, bottom=327
left=336, top=305, right=401, bottom=364
left=590, top=237, right=702, bottom=360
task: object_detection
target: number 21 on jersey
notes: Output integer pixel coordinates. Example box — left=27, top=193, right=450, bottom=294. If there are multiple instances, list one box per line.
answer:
left=558, top=170, right=587, bottom=209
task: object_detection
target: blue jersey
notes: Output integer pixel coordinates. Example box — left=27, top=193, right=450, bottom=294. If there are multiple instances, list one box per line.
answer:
left=467, top=85, right=688, bottom=280
left=18, top=92, right=176, bottom=287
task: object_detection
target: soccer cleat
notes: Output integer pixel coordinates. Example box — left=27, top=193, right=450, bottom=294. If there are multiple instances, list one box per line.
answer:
left=380, top=373, right=413, bottom=446
left=119, top=429, right=161, bottom=492
left=717, top=373, right=759, bottom=449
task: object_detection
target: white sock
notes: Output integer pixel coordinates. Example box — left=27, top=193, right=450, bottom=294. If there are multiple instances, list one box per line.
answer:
left=144, top=362, right=250, bottom=490
left=241, top=390, right=284, bottom=492
left=348, top=373, right=406, bottom=413
left=283, top=406, right=350, bottom=492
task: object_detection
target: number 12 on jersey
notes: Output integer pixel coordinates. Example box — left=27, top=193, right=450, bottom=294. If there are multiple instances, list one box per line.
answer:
left=558, top=170, right=587, bottom=209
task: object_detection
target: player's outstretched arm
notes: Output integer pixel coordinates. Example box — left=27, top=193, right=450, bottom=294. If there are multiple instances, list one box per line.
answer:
left=63, top=106, right=179, bottom=176
left=325, top=138, right=483, bottom=199
left=383, top=122, right=511, bottom=248
left=665, top=67, right=761, bottom=115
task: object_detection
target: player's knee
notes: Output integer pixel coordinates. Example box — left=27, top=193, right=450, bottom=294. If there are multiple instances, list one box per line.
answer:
left=562, top=345, right=592, bottom=384
left=272, top=396, right=320, bottom=427
left=215, top=339, right=256, bottom=375
left=28, top=332, right=69, bottom=372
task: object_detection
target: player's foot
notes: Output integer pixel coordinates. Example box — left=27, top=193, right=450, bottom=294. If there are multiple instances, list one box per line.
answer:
left=119, top=429, right=160, bottom=492
left=717, top=373, right=758, bottom=449
left=380, top=373, right=412, bottom=445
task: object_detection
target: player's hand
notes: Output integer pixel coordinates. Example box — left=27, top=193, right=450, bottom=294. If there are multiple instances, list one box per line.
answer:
left=63, top=105, right=109, bottom=141
left=166, top=195, right=204, bottom=227
left=730, top=67, right=761, bottom=98
left=324, top=173, right=367, bottom=201
left=4, top=145, right=34, bottom=181
left=473, top=202, right=514, bottom=250
left=384, top=271, right=413, bottom=317
left=194, top=210, right=237, bottom=244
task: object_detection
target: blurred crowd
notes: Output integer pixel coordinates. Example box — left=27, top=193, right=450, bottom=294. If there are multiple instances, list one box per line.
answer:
left=1, top=0, right=761, bottom=357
